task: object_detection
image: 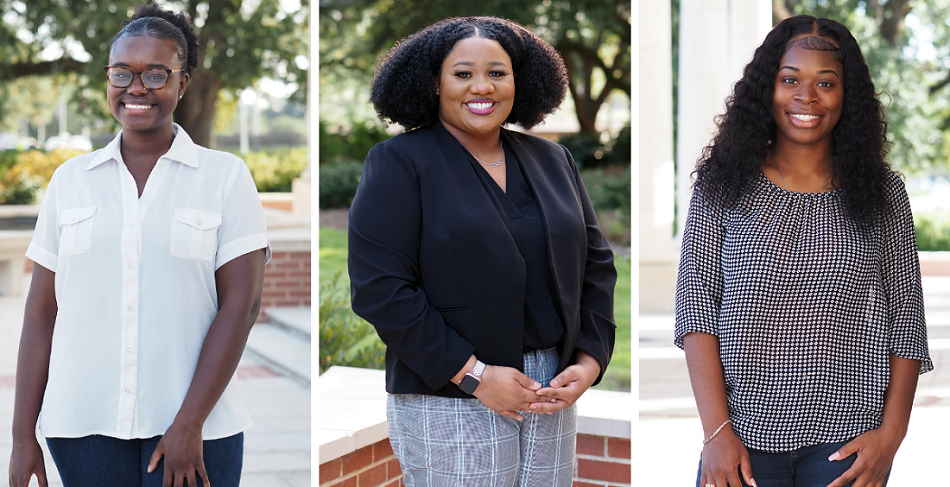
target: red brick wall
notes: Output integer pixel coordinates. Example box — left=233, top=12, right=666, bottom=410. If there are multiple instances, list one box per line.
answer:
left=573, top=434, right=632, bottom=487
left=260, top=251, right=311, bottom=320
left=318, top=434, right=631, bottom=487
left=319, top=438, right=403, bottom=487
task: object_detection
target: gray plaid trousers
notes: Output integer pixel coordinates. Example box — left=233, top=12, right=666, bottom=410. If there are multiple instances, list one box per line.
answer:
left=387, top=348, right=577, bottom=487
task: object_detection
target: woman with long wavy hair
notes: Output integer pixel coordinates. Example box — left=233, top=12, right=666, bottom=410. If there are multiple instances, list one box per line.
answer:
left=675, top=15, right=931, bottom=487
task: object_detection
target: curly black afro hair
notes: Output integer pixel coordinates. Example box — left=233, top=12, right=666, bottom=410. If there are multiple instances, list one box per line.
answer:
left=110, top=3, right=202, bottom=75
left=694, top=15, right=890, bottom=225
left=370, top=17, right=568, bottom=130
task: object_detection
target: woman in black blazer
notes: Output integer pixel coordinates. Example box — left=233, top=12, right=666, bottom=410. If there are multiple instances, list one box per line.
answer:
left=348, top=17, right=617, bottom=487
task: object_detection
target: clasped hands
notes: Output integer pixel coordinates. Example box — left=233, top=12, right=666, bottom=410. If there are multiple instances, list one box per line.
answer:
left=468, top=351, right=601, bottom=421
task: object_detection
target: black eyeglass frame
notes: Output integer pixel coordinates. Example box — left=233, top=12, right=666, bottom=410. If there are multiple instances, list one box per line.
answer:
left=104, top=66, right=185, bottom=91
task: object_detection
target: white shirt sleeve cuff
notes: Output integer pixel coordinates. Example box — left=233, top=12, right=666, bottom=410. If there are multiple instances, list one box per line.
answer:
left=215, top=234, right=271, bottom=270
left=26, top=243, right=58, bottom=272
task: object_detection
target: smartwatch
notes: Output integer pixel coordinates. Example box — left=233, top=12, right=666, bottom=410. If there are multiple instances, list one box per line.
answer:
left=458, top=359, right=486, bottom=395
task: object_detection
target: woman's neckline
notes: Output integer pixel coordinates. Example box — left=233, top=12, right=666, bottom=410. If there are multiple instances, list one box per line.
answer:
left=758, top=170, right=840, bottom=196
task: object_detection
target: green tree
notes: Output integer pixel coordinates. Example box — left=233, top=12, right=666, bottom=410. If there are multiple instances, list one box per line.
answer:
left=772, top=0, right=950, bottom=174
left=319, top=0, right=630, bottom=134
left=0, top=0, right=308, bottom=148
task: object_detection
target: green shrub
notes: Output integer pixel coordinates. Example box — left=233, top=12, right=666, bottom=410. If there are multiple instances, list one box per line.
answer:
left=582, top=167, right=631, bottom=216
left=242, top=147, right=309, bottom=193
left=581, top=167, right=631, bottom=247
left=319, top=161, right=363, bottom=209
left=915, top=212, right=950, bottom=251
left=318, top=271, right=386, bottom=374
left=0, top=148, right=87, bottom=204
left=558, top=124, right=631, bottom=170
left=319, top=121, right=390, bottom=164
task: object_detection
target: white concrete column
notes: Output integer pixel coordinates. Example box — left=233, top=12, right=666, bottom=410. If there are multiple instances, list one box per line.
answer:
left=676, top=0, right=731, bottom=238
left=638, top=0, right=678, bottom=313
left=729, top=0, right=774, bottom=80
left=676, top=0, right=772, bottom=237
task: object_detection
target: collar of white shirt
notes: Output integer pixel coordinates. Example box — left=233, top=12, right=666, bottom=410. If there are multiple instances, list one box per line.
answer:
left=85, top=123, right=200, bottom=171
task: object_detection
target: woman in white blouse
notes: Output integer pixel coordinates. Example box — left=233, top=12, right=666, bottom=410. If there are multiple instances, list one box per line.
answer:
left=9, top=5, right=269, bottom=487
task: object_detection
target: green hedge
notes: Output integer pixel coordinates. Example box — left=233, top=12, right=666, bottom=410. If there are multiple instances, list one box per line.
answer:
left=319, top=121, right=390, bottom=165
left=916, top=212, right=950, bottom=251
left=319, top=161, right=363, bottom=209
left=0, top=148, right=87, bottom=204
left=241, top=147, right=309, bottom=193
left=558, top=125, right=631, bottom=170
left=318, top=271, right=386, bottom=373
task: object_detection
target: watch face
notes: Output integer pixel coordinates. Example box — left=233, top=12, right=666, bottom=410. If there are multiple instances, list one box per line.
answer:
left=459, top=375, right=479, bottom=395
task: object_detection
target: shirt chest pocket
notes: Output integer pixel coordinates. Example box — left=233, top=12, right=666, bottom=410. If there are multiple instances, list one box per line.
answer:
left=58, top=206, right=97, bottom=257
left=170, top=209, right=222, bottom=263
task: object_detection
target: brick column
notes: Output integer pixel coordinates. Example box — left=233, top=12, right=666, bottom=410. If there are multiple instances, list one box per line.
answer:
left=319, top=438, right=403, bottom=487
left=574, top=433, right=632, bottom=487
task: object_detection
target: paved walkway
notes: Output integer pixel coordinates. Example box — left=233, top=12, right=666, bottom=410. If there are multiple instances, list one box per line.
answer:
left=638, top=275, right=950, bottom=485
left=0, top=284, right=311, bottom=486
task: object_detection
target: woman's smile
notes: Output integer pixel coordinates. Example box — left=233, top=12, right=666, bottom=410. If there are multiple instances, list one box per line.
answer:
left=466, top=100, right=497, bottom=114
left=771, top=43, right=843, bottom=149
left=436, top=36, right=515, bottom=141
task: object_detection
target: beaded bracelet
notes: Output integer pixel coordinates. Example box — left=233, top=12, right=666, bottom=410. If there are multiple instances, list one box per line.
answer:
left=702, top=419, right=732, bottom=445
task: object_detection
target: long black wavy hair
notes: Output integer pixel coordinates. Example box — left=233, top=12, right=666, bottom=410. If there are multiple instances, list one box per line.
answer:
left=110, top=3, right=202, bottom=75
left=370, top=17, right=568, bottom=130
left=694, top=15, right=889, bottom=225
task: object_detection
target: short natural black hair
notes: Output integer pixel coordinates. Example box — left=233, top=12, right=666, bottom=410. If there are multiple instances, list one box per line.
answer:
left=370, top=17, right=568, bottom=130
left=695, top=15, right=890, bottom=225
left=110, top=3, right=202, bottom=75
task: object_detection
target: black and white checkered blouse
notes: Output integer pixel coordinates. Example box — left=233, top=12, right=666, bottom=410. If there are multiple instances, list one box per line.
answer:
left=674, top=170, right=933, bottom=452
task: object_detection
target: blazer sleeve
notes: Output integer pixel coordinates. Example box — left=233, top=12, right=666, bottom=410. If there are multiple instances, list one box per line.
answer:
left=347, top=139, right=475, bottom=390
left=566, top=145, right=617, bottom=386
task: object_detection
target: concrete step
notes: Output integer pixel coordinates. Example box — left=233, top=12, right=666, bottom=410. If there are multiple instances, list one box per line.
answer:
left=264, top=307, right=311, bottom=339
left=246, top=321, right=311, bottom=387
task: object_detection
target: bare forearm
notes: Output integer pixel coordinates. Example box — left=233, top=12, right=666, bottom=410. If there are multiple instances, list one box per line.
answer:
left=879, top=354, right=920, bottom=439
left=11, top=266, right=57, bottom=440
left=682, top=332, right=731, bottom=436
left=11, top=331, right=53, bottom=440
left=173, top=250, right=265, bottom=429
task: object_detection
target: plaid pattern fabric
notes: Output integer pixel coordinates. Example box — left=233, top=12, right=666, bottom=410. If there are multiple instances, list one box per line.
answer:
left=387, top=348, right=577, bottom=487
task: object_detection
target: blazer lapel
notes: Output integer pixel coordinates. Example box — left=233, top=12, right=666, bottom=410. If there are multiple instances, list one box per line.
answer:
left=503, top=130, right=585, bottom=343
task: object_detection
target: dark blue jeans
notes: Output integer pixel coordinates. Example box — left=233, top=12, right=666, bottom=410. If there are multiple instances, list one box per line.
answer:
left=696, top=440, right=890, bottom=487
left=46, top=433, right=243, bottom=487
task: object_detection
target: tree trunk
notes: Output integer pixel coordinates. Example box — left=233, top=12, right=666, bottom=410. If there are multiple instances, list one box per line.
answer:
left=174, top=71, right=221, bottom=148
left=562, top=47, right=613, bottom=134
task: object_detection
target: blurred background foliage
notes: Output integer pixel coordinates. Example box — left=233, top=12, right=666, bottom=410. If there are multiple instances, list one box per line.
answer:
left=773, top=0, right=950, bottom=175
left=0, top=0, right=309, bottom=148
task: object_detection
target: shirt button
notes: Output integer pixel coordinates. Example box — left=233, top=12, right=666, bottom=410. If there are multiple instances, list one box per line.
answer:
left=125, top=389, right=130, bottom=394
left=130, top=223, right=135, bottom=228
left=126, top=348, right=132, bottom=353
left=197, top=220, right=202, bottom=225
left=127, top=306, right=133, bottom=311
left=128, top=265, right=133, bottom=270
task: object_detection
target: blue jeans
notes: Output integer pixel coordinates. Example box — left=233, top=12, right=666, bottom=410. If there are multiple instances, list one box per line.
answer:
left=46, top=433, right=243, bottom=487
left=696, top=440, right=890, bottom=487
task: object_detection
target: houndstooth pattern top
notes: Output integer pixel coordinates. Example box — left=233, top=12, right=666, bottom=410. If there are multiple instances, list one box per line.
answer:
left=674, top=170, right=933, bottom=452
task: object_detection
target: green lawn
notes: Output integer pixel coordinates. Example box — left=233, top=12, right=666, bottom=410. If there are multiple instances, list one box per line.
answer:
left=317, top=226, right=631, bottom=391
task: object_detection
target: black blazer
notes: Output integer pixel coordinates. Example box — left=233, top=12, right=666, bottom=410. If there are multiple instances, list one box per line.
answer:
left=348, top=121, right=616, bottom=397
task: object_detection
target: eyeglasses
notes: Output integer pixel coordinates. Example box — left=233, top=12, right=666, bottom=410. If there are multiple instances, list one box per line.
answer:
left=104, top=66, right=184, bottom=90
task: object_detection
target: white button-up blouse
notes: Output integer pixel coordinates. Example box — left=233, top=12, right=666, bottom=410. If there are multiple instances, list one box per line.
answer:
left=26, top=125, right=271, bottom=440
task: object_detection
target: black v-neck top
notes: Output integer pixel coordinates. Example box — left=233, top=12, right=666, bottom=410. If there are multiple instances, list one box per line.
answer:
left=466, top=145, right=566, bottom=352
